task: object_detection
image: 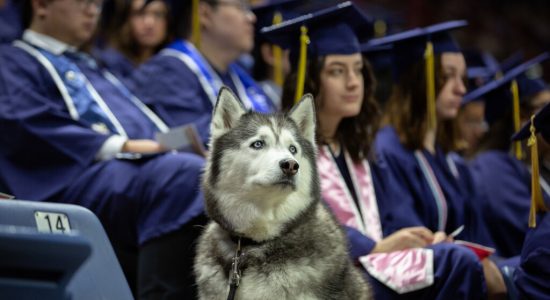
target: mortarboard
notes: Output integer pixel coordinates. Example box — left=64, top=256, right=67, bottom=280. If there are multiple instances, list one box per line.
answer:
left=463, top=53, right=549, bottom=114
left=253, top=0, right=303, bottom=33
left=463, top=49, right=500, bottom=89
left=365, top=20, right=467, bottom=80
left=261, top=1, right=373, bottom=102
left=463, top=52, right=549, bottom=159
left=363, top=20, right=467, bottom=130
left=500, top=51, right=524, bottom=73
left=261, top=1, right=372, bottom=59
left=512, top=102, right=550, bottom=228
left=513, top=102, right=550, bottom=142
left=360, top=43, right=392, bottom=71
left=253, top=0, right=303, bottom=87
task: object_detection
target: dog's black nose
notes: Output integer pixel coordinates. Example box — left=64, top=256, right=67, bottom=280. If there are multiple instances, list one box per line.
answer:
left=280, top=159, right=299, bottom=176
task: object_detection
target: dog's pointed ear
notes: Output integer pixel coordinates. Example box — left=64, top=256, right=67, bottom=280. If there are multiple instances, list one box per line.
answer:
left=289, top=94, right=316, bottom=144
left=211, top=87, right=247, bottom=139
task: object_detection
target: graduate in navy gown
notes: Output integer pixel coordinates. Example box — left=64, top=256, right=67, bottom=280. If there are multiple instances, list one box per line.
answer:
left=512, top=103, right=550, bottom=299
left=130, top=0, right=274, bottom=146
left=465, top=54, right=550, bottom=258
left=94, top=0, right=172, bottom=79
left=264, top=4, right=502, bottom=299
left=368, top=22, right=494, bottom=248
left=0, top=0, right=22, bottom=44
left=250, top=0, right=302, bottom=109
left=456, top=50, right=500, bottom=159
left=0, top=1, right=206, bottom=298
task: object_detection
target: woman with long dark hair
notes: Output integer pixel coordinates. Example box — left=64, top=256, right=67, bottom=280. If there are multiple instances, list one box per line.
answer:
left=97, top=0, right=172, bottom=78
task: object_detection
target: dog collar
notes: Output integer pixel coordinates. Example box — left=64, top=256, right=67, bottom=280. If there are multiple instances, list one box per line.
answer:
left=229, top=234, right=262, bottom=247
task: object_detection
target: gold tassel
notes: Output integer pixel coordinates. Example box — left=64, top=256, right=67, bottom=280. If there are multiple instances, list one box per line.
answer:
left=272, top=12, right=284, bottom=87
left=191, top=0, right=201, bottom=49
left=374, top=20, right=387, bottom=38
left=511, top=80, right=523, bottom=160
left=424, top=42, right=437, bottom=131
left=528, top=115, right=549, bottom=228
left=294, top=25, right=309, bottom=103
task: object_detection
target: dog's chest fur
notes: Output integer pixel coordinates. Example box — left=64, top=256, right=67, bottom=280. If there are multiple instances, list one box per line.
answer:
left=195, top=203, right=371, bottom=300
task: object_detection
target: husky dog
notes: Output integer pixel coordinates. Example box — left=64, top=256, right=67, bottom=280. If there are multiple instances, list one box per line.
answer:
left=194, top=87, right=372, bottom=300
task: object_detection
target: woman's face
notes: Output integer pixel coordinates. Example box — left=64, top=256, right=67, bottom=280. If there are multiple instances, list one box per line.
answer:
left=529, top=90, right=550, bottom=114
left=457, top=101, right=487, bottom=151
left=317, top=53, right=365, bottom=120
left=130, top=0, right=168, bottom=49
left=436, top=52, right=467, bottom=120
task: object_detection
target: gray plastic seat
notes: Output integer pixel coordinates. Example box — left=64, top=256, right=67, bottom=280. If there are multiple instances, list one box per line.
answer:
left=0, top=199, right=134, bottom=300
left=0, top=226, right=91, bottom=299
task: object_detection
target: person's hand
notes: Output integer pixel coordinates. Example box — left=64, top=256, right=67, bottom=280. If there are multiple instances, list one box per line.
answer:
left=122, top=139, right=166, bottom=154
left=371, top=227, right=434, bottom=253
left=432, top=231, right=450, bottom=244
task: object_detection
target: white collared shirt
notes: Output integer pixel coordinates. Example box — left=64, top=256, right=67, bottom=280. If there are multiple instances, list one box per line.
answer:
left=22, top=30, right=78, bottom=55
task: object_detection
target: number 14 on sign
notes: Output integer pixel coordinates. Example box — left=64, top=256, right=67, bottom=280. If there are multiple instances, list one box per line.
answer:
left=34, top=211, right=72, bottom=234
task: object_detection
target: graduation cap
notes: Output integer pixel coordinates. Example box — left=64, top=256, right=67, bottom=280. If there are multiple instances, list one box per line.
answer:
left=363, top=20, right=467, bottom=130
left=463, top=53, right=549, bottom=105
left=360, top=43, right=392, bottom=71
left=252, top=0, right=302, bottom=87
left=512, top=102, right=550, bottom=227
left=463, top=53, right=549, bottom=119
left=463, top=52, right=549, bottom=160
left=500, top=51, right=524, bottom=73
left=513, top=102, right=550, bottom=142
left=261, top=1, right=373, bottom=102
left=365, top=20, right=467, bottom=80
left=253, top=0, right=303, bottom=32
left=463, top=50, right=500, bottom=89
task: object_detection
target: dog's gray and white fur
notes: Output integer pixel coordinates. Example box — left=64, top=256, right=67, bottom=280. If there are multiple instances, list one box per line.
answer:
left=195, top=87, right=372, bottom=300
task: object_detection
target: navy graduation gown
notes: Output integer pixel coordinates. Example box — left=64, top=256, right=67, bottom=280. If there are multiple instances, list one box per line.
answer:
left=374, top=126, right=492, bottom=245
left=325, top=151, right=487, bottom=300
left=514, top=212, right=550, bottom=299
left=130, top=50, right=273, bottom=147
left=0, top=43, right=204, bottom=246
left=0, top=1, right=22, bottom=44
left=130, top=54, right=214, bottom=145
left=94, top=47, right=135, bottom=80
left=470, top=150, right=550, bottom=258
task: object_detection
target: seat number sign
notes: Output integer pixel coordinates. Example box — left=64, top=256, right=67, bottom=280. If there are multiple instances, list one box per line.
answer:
left=34, top=211, right=72, bottom=234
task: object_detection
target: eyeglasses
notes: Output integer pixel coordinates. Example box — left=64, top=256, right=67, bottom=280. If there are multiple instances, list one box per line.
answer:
left=215, top=0, right=251, bottom=12
left=74, top=0, right=104, bottom=11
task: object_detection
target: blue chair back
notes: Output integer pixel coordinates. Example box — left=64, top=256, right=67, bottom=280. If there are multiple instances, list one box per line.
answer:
left=0, top=199, right=134, bottom=300
left=0, top=226, right=91, bottom=299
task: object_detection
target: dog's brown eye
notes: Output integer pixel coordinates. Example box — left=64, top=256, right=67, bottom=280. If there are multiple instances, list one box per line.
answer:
left=289, top=145, right=297, bottom=154
left=250, top=140, right=264, bottom=149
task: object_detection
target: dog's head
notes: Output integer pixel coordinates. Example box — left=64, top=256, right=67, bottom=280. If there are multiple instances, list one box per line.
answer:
left=203, top=87, right=319, bottom=241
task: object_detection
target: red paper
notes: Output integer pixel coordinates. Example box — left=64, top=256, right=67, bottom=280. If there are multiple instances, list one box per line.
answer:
left=454, top=240, right=495, bottom=260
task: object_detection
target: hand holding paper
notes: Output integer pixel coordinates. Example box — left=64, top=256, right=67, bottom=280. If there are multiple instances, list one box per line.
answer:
left=155, top=123, right=207, bottom=157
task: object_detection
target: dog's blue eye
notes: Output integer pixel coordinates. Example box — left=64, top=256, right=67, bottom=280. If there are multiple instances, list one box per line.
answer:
left=250, top=140, right=264, bottom=149
left=289, top=145, right=297, bottom=154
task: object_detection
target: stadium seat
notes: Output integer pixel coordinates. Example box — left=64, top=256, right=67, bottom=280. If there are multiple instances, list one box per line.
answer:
left=0, top=199, right=134, bottom=300
left=0, top=226, right=91, bottom=299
